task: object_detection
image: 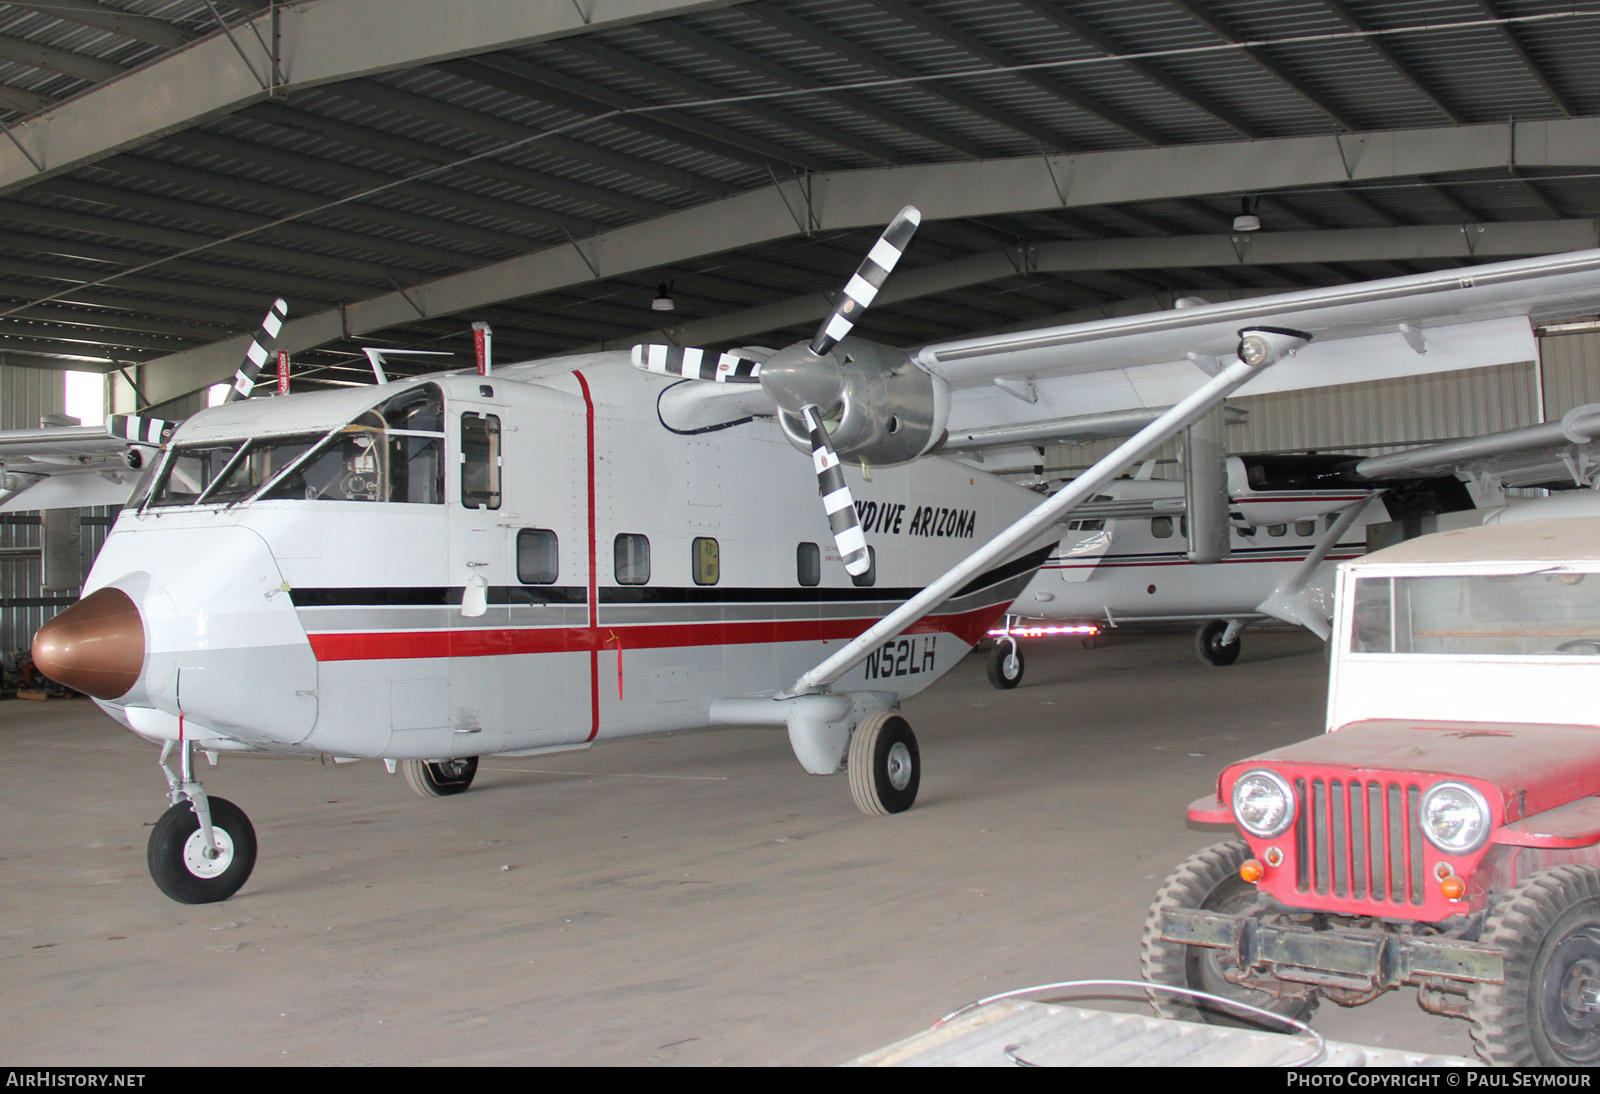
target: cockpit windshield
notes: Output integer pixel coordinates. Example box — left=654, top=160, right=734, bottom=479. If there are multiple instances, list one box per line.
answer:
left=145, top=384, right=445, bottom=509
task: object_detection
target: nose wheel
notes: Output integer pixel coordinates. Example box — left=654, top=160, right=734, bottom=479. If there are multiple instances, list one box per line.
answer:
left=147, top=738, right=257, bottom=904
left=986, top=638, right=1025, bottom=689
left=148, top=796, right=257, bottom=904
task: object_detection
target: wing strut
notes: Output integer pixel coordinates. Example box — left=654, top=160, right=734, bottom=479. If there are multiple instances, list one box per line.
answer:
left=780, top=331, right=1303, bottom=697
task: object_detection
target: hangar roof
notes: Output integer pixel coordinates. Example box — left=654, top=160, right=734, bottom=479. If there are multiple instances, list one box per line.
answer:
left=0, top=0, right=1596, bottom=408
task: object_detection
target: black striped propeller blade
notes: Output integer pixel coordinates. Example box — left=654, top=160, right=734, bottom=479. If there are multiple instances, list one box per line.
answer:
left=107, top=415, right=178, bottom=446
left=225, top=298, right=288, bottom=403
left=801, top=404, right=870, bottom=577
left=631, top=344, right=763, bottom=383
left=808, top=205, right=921, bottom=358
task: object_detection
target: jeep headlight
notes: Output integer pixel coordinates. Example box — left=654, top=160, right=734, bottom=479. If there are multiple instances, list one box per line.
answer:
left=1421, top=781, right=1491, bottom=854
left=1232, top=769, right=1295, bottom=838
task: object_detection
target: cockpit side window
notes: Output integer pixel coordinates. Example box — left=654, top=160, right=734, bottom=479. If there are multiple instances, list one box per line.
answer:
left=258, top=384, right=446, bottom=505
left=259, top=429, right=385, bottom=502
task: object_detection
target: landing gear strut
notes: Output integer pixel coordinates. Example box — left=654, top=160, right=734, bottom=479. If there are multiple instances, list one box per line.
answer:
left=147, top=740, right=256, bottom=904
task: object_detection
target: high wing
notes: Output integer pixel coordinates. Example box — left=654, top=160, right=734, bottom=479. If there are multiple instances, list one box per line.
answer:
left=926, top=249, right=1600, bottom=437
left=0, top=300, right=287, bottom=513
left=0, top=415, right=176, bottom=512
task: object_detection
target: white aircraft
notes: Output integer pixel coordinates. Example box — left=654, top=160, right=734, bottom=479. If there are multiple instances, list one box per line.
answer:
left=15, top=210, right=1600, bottom=904
left=982, top=449, right=1477, bottom=686
left=983, top=394, right=1600, bottom=687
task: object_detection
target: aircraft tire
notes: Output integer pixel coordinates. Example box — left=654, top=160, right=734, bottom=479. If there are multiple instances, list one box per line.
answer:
left=1140, top=839, right=1319, bottom=1028
left=147, top=796, right=257, bottom=905
left=1195, top=620, right=1241, bottom=667
left=1467, top=865, right=1600, bottom=1065
left=402, top=756, right=479, bottom=797
left=848, top=712, right=920, bottom=816
left=986, top=642, right=1024, bottom=689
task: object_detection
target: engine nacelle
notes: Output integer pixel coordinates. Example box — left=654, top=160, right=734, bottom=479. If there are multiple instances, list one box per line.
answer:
left=772, top=339, right=950, bottom=466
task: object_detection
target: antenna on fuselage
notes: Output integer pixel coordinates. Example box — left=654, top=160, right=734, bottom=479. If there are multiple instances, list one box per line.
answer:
left=472, top=322, right=492, bottom=375
left=360, top=348, right=453, bottom=384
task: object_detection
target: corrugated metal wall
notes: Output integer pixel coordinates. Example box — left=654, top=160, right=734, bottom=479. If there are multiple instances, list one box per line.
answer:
left=2, top=365, right=66, bottom=430
left=1, top=509, right=116, bottom=656
left=1538, top=330, right=1600, bottom=419
left=0, top=367, right=116, bottom=659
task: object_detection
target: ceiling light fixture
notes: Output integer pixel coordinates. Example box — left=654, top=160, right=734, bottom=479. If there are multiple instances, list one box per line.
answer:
left=652, top=280, right=676, bottom=311
left=1233, top=196, right=1261, bottom=233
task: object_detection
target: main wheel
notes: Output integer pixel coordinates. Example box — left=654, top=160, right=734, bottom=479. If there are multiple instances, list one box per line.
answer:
left=986, top=641, right=1024, bottom=689
left=1195, top=620, right=1241, bottom=666
left=1468, top=865, right=1600, bottom=1065
left=848, top=712, right=920, bottom=816
left=147, top=796, right=257, bottom=905
left=1140, top=839, right=1319, bottom=1028
left=401, top=756, right=479, bottom=797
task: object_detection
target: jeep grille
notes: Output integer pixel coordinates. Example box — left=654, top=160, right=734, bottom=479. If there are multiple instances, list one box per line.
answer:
left=1293, top=777, right=1425, bottom=906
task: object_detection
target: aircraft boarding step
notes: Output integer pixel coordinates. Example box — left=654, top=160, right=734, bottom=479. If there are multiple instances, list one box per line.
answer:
left=851, top=1000, right=1477, bottom=1067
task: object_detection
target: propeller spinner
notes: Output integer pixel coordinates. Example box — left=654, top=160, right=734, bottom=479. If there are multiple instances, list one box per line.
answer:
left=633, top=207, right=923, bottom=577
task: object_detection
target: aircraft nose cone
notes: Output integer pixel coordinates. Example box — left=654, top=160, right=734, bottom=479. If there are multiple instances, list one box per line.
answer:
left=31, top=587, right=145, bottom=700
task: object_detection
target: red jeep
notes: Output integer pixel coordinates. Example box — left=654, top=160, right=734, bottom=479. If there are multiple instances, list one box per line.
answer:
left=1142, top=516, right=1600, bottom=1065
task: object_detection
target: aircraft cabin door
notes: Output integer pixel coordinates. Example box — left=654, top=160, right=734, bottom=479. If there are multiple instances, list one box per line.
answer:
left=447, top=398, right=505, bottom=756
left=1054, top=498, right=1113, bottom=583
left=447, top=387, right=591, bottom=754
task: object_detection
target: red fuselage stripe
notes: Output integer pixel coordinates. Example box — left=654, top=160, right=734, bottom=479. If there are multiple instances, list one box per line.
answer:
left=307, top=605, right=1002, bottom=662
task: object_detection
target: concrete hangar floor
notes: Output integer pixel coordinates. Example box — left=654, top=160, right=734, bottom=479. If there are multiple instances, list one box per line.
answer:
left=3, top=631, right=1475, bottom=1065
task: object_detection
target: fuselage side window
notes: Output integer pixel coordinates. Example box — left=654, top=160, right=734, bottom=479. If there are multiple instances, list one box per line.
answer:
left=797, top=542, right=821, bottom=587
left=1296, top=519, right=1316, bottom=537
left=692, top=537, right=720, bottom=586
left=1151, top=516, right=1173, bottom=539
left=517, top=529, right=559, bottom=585
left=615, top=534, right=651, bottom=585
left=1268, top=523, right=1287, bottom=538
left=461, top=412, right=502, bottom=510
left=850, top=546, right=878, bottom=588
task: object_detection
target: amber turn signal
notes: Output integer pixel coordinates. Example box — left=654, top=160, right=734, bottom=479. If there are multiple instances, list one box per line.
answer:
left=1440, top=874, right=1466, bottom=900
left=1239, top=858, right=1265, bottom=884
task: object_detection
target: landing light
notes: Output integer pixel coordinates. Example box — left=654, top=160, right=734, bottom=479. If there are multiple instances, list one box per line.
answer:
left=987, top=622, right=1100, bottom=639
